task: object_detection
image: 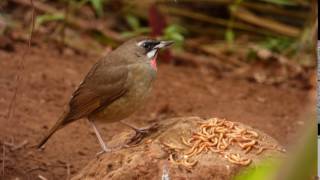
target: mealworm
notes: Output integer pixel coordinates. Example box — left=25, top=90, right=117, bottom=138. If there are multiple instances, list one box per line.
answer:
left=239, top=140, right=256, bottom=149
left=192, top=135, right=210, bottom=142
left=182, top=158, right=197, bottom=167
left=209, top=147, right=221, bottom=153
left=185, top=140, right=201, bottom=155
left=256, top=146, right=267, bottom=155
left=246, top=130, right=259, bottom=138
left=181, top=136, right=192, bottom=147
left=244, top=146, right=252, bottom=154
left=162, top=142, right=185, bottom=150
left=195, top=143, right=206, bottom=155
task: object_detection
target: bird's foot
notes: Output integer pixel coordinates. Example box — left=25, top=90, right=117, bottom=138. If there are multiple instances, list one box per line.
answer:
left=126, top=123, right=159, bottom=145
left=96, top=147, right=111, bottom=157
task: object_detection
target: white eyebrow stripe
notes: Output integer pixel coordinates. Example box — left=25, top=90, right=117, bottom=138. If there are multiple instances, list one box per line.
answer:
left=147, top=49, right=157, bottom=58
left=137, top=40, right=145, bottom=47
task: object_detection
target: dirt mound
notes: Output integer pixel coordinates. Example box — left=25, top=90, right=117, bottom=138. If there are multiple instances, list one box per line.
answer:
left=72, top=117, right=284, bottom=180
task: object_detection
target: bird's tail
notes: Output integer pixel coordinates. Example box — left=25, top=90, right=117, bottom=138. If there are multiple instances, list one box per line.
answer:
left=37, top=112, right=68, bottom=149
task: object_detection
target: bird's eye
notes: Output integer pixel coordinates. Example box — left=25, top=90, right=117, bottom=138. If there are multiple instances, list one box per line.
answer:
left=142, top=42, right=151, bottom=49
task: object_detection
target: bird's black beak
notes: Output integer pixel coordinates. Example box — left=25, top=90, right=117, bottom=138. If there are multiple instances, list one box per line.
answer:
left=154, top=41, right=174, bottom=49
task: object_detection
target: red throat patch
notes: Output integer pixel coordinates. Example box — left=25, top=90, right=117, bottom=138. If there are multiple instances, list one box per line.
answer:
left=150, top=55, right=157, bottom=70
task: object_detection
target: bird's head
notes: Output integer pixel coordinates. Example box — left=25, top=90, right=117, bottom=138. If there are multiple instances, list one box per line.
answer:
left=135, top=38, right=174, bottom=59
left=116, top=37, right=174, bottom=70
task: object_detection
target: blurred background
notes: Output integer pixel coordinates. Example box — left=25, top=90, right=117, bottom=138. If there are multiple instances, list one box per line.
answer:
left=0, top=0, right=317, bottom=179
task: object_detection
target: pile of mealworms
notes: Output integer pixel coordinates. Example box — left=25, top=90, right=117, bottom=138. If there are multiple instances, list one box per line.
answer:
left=164, top=118, right=285, bottom=169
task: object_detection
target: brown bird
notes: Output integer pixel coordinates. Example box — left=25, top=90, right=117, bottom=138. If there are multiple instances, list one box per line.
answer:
left=37, top=37, right=173, bottom=153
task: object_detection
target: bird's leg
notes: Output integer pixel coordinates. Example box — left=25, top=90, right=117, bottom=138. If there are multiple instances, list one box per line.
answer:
left=89, top=120, right=110, bottom=155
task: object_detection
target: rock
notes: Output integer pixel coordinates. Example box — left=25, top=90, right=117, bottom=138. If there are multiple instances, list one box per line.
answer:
left=72, top=117, right=284, bottom=180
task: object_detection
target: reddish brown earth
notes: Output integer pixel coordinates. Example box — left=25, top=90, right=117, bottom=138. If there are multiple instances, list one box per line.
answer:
left=0, top=42, right=312, bottom=179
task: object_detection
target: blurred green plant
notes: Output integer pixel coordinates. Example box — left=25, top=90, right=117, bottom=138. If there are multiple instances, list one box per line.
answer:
left=260, top=37, right=295, bottom=54
left=91, top=29, right=118, bottom=47
left=87, top=0, right=106, bottom=17
left=234, top=115, right=316, bottom=180
left=225, top=29, right=235, bottom=47
left=35, top=0, right=104, bottom=29
left=0, top=13, right=12, bottom=35
left=246, top=37, right=296, bottom=62
left=226, top=0, right=243, bottom=50
left=122, top=14, right=186, bottom=49
left=234, top=158, right=281, bottom=180
left=61, top=0, right=107, bottom=17
left=246, top=48, right=259, bottom=62
left=126, top=14, right=141, bottom=31
left=162, top=24, right=187, bottom=49
left=35, top=13, right=65, bottom=29
left=121, top=14, right=150, bottom=38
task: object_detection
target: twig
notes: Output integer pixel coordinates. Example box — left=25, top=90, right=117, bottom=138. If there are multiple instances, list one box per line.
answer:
left=233, top=7, right=300, bottom=37
left=12, top=0, right=124, bottom=42
left=1, top=144, right=5, bottom=176
left=26, top=167, right=47, bottom=173
left=11, top=140, right=29, bottom=151
left=50, top=35, right=103, bottom=55
left=6, top=0, right=35, bottom=123
left=197, top=44, right=247, bottom=67
left=159, top=0, right=308, bottom=19
left=38, top=174, right=48, bottom=180
left=173, top=51, right=233, bottom=71
left=56, top=160, right=72, bottom=179
left=2, top=142, right=14, bottom=148
left=240, top=2, right=307, bottom=19
left=157, top=5, right=274, bottom=36
left=60, top=0, right=71, bottom=52
left=66, top=163, right=71, bottom=180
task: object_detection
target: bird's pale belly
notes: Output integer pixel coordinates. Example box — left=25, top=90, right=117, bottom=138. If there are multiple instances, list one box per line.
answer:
left=89, top=65, right=155, bottom=123
left=91, top=88, right=151, bottom=123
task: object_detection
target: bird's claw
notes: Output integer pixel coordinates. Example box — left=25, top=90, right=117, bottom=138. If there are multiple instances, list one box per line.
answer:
left=96, top=147, right=111, bottom=157
left=127, top=123, right=159, bottom=145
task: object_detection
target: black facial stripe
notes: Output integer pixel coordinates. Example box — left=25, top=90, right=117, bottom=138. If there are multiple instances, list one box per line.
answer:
left=142, top=41, right=160, bottom=52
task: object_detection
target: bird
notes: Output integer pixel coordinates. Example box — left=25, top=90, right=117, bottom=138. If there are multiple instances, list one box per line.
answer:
left=37, top=36, right=173, bottom=153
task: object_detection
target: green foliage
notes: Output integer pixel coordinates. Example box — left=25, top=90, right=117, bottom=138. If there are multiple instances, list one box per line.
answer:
left=246, top=37, right=296, bottom=62
left=259, top=37, right=295, bottom=54
left=229, top=0, right=244, bottom=13
left=88, top=0, right=106, bottom=17
left=226, top=0, right=243, bottom=49
left=0, top=13, right=12, bottom=35
left=126, top=14, right=140, bottom=31
left=278, top=122, right=317, bottom=180
left=162, top=24, right=187, bottom=49
left=121, top=14, right=150, bottom=38
left=235, top=120, right=316, bottom=180
left=121, top=14, right=186, bottom=49
left=246, top=48, right=258, bottom=62
left=67, top=0, right=107, bottom=17
left=225, top=29, right=234, bottom=45
left=91, top=29, right=118, bottom=47
left=234, top=159, right=280, bottom=180
left=35, top=13, right=64, bottom=29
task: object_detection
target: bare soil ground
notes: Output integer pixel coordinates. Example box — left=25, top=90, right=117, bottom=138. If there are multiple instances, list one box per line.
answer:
left=0, top=41, right=312, bottom=179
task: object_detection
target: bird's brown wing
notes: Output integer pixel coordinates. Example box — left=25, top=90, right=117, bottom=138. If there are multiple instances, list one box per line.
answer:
left=64, top=56, right=129, bottom=124
left=37, top=56, right=129, bottom=148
